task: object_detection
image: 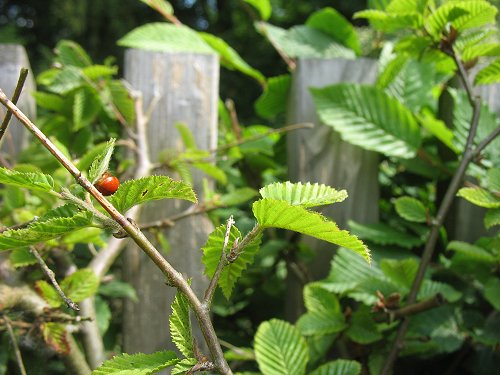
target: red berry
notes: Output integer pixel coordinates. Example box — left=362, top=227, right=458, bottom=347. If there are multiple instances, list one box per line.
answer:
left=95, top=172, right=120, bottom=196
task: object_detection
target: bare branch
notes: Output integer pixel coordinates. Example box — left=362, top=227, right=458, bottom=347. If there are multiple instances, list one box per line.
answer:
left=0, top=68, right=28, bottom=144
left=3, top=314, right=28, bottom=375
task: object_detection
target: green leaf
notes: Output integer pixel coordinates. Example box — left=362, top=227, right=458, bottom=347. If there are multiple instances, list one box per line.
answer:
left=457, top=187, right=500, bottom=208
left=0, top=167, right=54, bottom=192
left=447, top=241, right=497, bottom=263
left=95, top=296, right=112, bottom=335
left=36, top=280, right=64, bottom=308
left=41, top=322, right=70, bottom=354
left=32, top=91, right=65, bottom=112
left=46, top=66, right=86, bottom=95
left=244, top=0, right=272, bottom=20
left=219, top=187, right=258, bottom=206
left=394, top=196, right=427, bottom=223
left=61, top=268, right=99, bottom=303
left=310, top=359, right=362, bottom=375
left=77, top=142, right=111, bottom=172
left=192, top=161, right=227, bottom=184
left=475, top=58, right=500, bottom=85
left=108, top=80, right=135, bottom=125
left=109, top=176, right=197, bottom=213
left=82, top=64, right=118, bottom=80
left=418, top=280, right=462, bottom=303
left=311, top=83, right=421, bottom=158
left=201, top=224, right=261, bottom=299
left=257, top=22, right=356, bottom=59
left=9, top=248, right=37, bottom=268
left=92, top=351, right=179, bottom=375
left=255, top=75, right=291, bottom=119
left=89, top=138, right=116, bottom=183
left=99, top=281, right=138, bottom=301
left=297, top=310, right=346, bottom=336
left=348, top=220, right=424, bottom=249
left=380, top=258, right=418, bottom=290
left=303, top=283, right=340, bottom=314
left=418, top=109, right=457, bottom=152
left=259, top=181, right=347, bottom=208
left=171, top=358, right=197, bottom=375
left=353, top=9, right=422, bottom=33
left=254, top=319, right=308, bottom=375
left=484, top=208, right=500, bottom=229
left=306, top=7, right=361, bottom=55
left=487, top=168, right=500, bottom=192
left=461, top=43, right=500, bottom=63
left=169, top=289, right=193, bottom=358
left=140, top=0, right=174, bottom=17
left=0, top=211, right=93, bottom=251
left=345, top=310, right=383, bottom=344
left=484, top=277, right=500, bottom=310
left=253, top=199, right=370, bottom=263
left=62, top=227, right=106, bottom=248
left=55, top=40, right=92, bottom=67
left=72, top=88, right=100, bottom=131
left=199, top=33, right=265, bottom=84
left=118, top=23, right=213, bottom=54
left=175, top=123, right=197, bottom=150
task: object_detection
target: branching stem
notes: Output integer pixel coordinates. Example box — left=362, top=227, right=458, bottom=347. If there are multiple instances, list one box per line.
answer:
left=4, top=315, right=27, bottom=375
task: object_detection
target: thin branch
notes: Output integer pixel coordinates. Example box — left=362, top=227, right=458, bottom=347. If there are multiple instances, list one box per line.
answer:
left=30, top=247, right=79, bottom=311
left=0, top=68, right=28, bottom=144
left=380, top=48, right=486, bottom=375
left=203, top=216, right=235, bottom=306
left=472, top=125, right=500, bottom=159
left=374, top=294, right=445, bottom=323
left=3, top=314, right=28, bottom=375
left=0, top=217, right=39, bottom=233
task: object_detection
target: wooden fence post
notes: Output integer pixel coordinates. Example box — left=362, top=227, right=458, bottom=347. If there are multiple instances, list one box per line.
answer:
left=286, top=58, right=380, bottom=319
left=122, top=50, right=219, bottom=357
left=0, top=44, right=35, bottom=159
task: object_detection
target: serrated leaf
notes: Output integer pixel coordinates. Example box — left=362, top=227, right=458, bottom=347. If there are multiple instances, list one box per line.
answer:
left=311, top=83, right=421, bottom=158
left=61, top=268, right=99, bottom=303
left=257, top=22, right=356, bottom=59
left=475, top=58, right=500, bottom=85
left=41, top=323, right=70, bottom=354
left=306, top=7, right=361, bottom=55
left=201, top=224, right=261, bottom=299
left=99, top=281, right=138, bottom=301
left=109, top=176, right=196, bottom=213
left=171, top=358, right=197, bottom=375
left=253, top=199, right=370, bottom=263
left=9, top=248, right=37, bottom=268
left=89, top=138, right=116, bottom=183
left=92, top=351, right=179, bottom=375
left=108, top=80, right=135, bottom=125
left=394, top=196, right=428, bottom=223
left=310, top=359, right=362, bottom=375
left=46, top=66, right=86, bottom=95
left=418, top=109, right=457, bottom=152
left=345, top=310, right=382, bottom=344
left=244, top=0, right=272, bottom=20
left=77, top=142, right=111, bottom=172
left=82, top=65, right=118, bottom=80
left=55, top=40, right=92, bottom=67
left=0, top=211, right=93, bottom=251
left=192, top=161, right=227, bottom=184
left=259, top=181, right=347, bottom=208
left=169, top=289, right=193, bottom=358
left=255, top=75, right=291, bottom=119
left=418, top=280, right=462, bottom=303
left=457, top=187, right=500, bottom=208
left=254, top=319, right=308, bottom=375
left=118, top=23, right=213, bottom=54
left=303, top=283, right=340, bottom=314
left=484, top=208, right=500, bottom=229
left=175, top=123, right=197, bottom=150
left=447, top=241, right=497, bottom=263
left=348, top=220, right=423, bottom=249
left=199, top=32, right=265, bottom=84
left=0, top=167, right=54, bottom=192
left=296, top=310, right=346, bottom=336
left=35, top=280, right=63, bottom=308
left=353, top=9, right=422, bottom=33
left=380, top=258, right=418, bottom=290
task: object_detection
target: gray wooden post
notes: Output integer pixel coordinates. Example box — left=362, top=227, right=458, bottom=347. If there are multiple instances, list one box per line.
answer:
left=0, top=44, right=35, bottom=158
left=122, top=50, right=219, bottom=357
left=286, top=58, right=380, bottom=318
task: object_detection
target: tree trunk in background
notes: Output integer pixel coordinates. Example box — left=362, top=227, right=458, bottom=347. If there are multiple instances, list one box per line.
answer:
left=123, top=50, right=219, bottom=360
left=0, top=45, right=35, bottom=160
left=286, top=58, right=380, bottom=319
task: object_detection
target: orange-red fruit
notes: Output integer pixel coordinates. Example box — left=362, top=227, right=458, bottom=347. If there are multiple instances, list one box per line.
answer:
left=95, top=172, right=120, bottom=196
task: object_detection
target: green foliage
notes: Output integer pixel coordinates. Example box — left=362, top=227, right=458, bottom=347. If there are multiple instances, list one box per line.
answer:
left=309, top=360, right=361, bottom=375
left=169, top=290, right=194, bottom=358
left=259, top=181, right=347, bottom=207
left=475, top=58, right=500, bottom=84
left=92, top=351, right=178, bottom=374
left=254, top=75, right=291, bottom=119
left=394, top=196, right=428, bottom=223
left=88, top=138, right=115, bottom=183
left=244, top=0, right=272, bottom=21
left=0, top=167, right=55, bottom=192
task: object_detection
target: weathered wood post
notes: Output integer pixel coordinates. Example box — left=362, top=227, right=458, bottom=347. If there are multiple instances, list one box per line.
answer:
left=0, top=44, right=35, bottom=159
left=286, top=58, right=380, bottom=318
left=122, top=50, right=219, bottom=356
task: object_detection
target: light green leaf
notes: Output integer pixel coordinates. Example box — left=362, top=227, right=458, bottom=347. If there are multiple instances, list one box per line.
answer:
left=82, top=64, right=118, bottom=80
left=484, top=278, right=500, bottom=310
left=255, top=75, right=291, bottom=119
left=36, top=280, right=64, bottom=308
left=118, top=23, right=213, bottom=54
left=0, top=167, right=54, bottom=192
left=92, top=351, right=179, bottom=375
left=0, top=211, right=93, bottom=251
left=32, top=91, right=65, bottom=112
left=311, top=83, right=421, bottom=158
left=200, top=32, right=265, bottom=84
left=109, top=175, right=196, bottom=213
left=201, top=224, right=261, bottom=299
left=447, top=241, right=497, bottom=263
left=219, top=187, right=258, bottom=206
left=487, top=168, right=500, bottom=192
left=140, top=0, right=174, bottom=17
left=41, top=322, right=70, bottom=354
left=99, top=281, right=138, bottom=301
left=55, top=40, right=92, bottom=67
left=418, top=109, right=457, bottom=152
left=297, top=310, right=346, bottom=336
left=9, top=248, right=37, bottom=268
left=253, top=199, right=370, bottom=263
left=461, top=43, right=500, bottom=63
left=484, top=208, right=500, bottom=229
left=353, top=9, right=422, bottom=32
left=345, top=310, right=382, bottom=344
left=95, top=296, right=112, bottom=335
left=394, top=196, right=428, bottom=223
left=380, top=258, right=418, bottom=290
left=175, top=123, right=197, bottom=150
left=306, top=7, right=361, bottom=55
left=170, top=289, right=193, bottom=358
left=89, top=138, right=115, bottom=183
left=259, top=181, right=347, bottom=208
left=418, top=280, right=462, bottom=303
left=108, top=80, right=135, bottom=125
left=46, top=66, right=86, bottom=95
left=254, top=319, right=308, bottom=375
left=62, top=227, right=106, bottom=248
left=310, top=359, right=362, bottom=375
left=457, top=187, right=500, bottom=208
left=77, top=142, right=111, bottom=172
left=244, top=0, right=272, bottom=20
left=348, top=220, right=424, bottom=249
left=192, top=161, right=227, bottom=184
left=475, top=58, right=500, bottom=85
left=72, top=88, right=100, bottom=131
left=61, top=268, right=99, bottom=303
left=171, top=358, right=197, bottom=375
left=257, top=22, right=356, bottom=59
left=303, top=283, right=340, bottom=314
